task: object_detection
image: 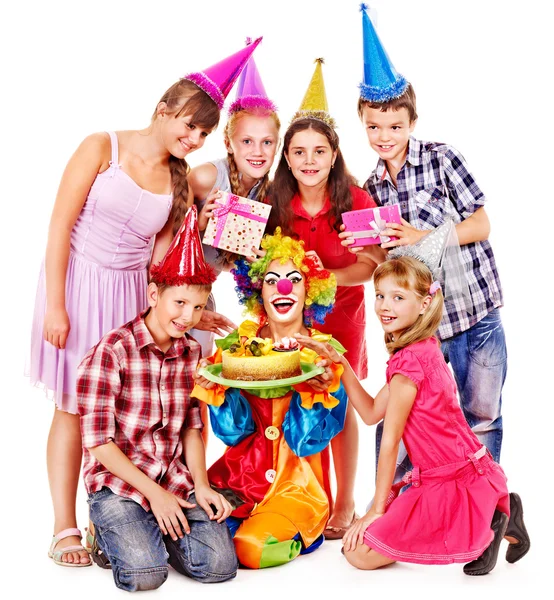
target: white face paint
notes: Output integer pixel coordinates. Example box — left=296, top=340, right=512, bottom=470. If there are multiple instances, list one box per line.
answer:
left=261, top=259, right=306, bottom=325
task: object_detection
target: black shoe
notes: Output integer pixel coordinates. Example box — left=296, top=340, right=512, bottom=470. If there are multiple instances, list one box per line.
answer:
left=505, top=493, right=530, bottom=564
left=90, top=534, right=112, bottom=570
left=463, top=509, right=509, bottom=576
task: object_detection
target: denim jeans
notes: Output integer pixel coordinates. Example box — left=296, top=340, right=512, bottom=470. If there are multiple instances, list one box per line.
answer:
left=374, top=309, right=507, bottom=491
left=88, top=488, right=238, bottom=592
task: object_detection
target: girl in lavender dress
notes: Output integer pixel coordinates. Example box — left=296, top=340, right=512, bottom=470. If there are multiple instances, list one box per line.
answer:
left=29, top=41, right=261, bottom=568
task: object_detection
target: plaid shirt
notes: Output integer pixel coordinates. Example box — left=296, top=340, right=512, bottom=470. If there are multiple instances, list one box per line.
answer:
left=77, top=310, right=203, bottom=511
left=365, top=136, right=503, bottom=340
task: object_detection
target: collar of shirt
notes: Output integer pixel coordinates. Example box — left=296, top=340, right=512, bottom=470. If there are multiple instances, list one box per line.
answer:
left=132, top=309, right=190, bottom=359
left=291, top=192, right=332, bottom=220
left=374, top=136, right=432, bottom=183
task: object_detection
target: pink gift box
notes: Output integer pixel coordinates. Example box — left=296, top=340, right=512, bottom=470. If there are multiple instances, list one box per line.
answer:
left=341, top=205, right=401, bottom=246
left=203, top=192, right=272, bottom=257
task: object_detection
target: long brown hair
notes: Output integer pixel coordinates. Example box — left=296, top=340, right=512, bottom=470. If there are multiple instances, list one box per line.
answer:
left=153, top=79, right=220, bottom=235
left=267, top=118, right=357, bottom=235
left=224, top=108, right=281, bottom=202
left=373, top=257, right=444, bottom=355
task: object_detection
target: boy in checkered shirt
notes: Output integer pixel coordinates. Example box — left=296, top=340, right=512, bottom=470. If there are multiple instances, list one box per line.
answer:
left=350, top=7, right=506, bottom=466
left=77, top=208, right=237, bottom=592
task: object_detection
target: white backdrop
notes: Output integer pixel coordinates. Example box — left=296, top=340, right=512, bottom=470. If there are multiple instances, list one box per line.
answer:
left=2, top=0, right=551, bottom=598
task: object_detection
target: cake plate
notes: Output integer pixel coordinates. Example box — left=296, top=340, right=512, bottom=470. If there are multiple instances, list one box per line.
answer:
left=198, top=362, right=325, bottom=389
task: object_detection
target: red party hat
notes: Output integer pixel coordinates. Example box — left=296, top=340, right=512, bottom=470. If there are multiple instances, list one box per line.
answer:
left=150, top=205, right=216, bottom=286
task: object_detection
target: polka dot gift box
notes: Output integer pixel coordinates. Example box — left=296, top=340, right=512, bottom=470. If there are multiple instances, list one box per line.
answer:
left=203, top=192, right=272, bottom=257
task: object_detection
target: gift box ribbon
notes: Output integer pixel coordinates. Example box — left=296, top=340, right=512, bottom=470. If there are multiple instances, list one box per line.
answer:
left=212, top=194, right=268, bottom=247
left=350, top=208, right=391, bottom=243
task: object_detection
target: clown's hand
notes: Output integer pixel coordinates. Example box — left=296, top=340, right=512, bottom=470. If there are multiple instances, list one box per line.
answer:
left=193, top=359, right=216, bottom=389
left=305, top=250, right=324, bottom=270
left=305, top=358, right=334, bottom=391
left=294, top=334, right=342, bottom=364
left=246, top=246, right=267, bottom=263
left=195, top=310, right=237, bottom=336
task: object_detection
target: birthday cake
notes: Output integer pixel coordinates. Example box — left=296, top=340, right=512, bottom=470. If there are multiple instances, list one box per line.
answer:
left=221, top=337, right=302, bottom=381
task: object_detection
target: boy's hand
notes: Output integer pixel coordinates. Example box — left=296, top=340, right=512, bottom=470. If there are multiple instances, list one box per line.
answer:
left=193, top=359, right=216, bottom=389
left=198, top=189, right=223, bottom=231
left=195, top=310, right=237, bottom=337
left=148, top=487, right=197, bottom=540
left=194, top=484, right=233, bottom=523
left=380, top=218, right=429, bottom=248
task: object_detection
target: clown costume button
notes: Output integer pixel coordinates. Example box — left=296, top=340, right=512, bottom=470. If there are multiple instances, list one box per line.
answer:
left=265, top=469, right=276, bottom=483
left=265, top=426, right=280, bottom=440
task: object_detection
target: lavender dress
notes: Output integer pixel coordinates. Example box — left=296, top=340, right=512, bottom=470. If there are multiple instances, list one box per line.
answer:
left=29, top=132, right=172, bottom=413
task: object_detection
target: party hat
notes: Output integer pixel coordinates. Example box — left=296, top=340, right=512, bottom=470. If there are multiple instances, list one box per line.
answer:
left=389, top=220, right=473, bottom=313
left=183, top=37, right=262, bottom=110
left=291, top=58, right=336, bottom=128
left=228, top=37, right=277, bottom=115
left=359, top=3, right=408, bottom=102
left=150, top=206, right=216, bottom=286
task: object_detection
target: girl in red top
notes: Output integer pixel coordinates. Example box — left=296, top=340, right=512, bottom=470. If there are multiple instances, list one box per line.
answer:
left=267, top=112, right=377, bottom=538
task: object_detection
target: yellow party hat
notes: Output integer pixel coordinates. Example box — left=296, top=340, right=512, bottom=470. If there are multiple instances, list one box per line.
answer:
left=291, top=59, right=336, bottom=128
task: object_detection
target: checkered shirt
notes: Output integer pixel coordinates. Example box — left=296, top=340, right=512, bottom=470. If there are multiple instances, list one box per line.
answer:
left=365, top=137, right=503, bottom=340
left=77, top=310, right=203, bottom=511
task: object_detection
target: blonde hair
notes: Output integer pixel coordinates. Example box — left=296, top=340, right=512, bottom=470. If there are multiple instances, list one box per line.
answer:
left=373, top=256, right=444, bottom=355
left=224, top=108, right=281, bottom=202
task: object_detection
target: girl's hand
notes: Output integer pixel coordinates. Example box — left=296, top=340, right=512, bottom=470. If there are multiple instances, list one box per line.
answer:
left=148, top=487, right=197, bottom=541
left=43, top=307, right=71, bottom=349
left=193, top=359, right=216, bottom=390
left=246, top=246, right=267, bottom=263
left=198, top=189, right=223, bottom=231
left=195, top=310, right=237, bottom=337
left=305, top=250, right=324, bottom=269
left=380, top=218, right=428, bottom=249
left=338, top=225, right=388, bottom=262
left=194, top=484, right=234, bottom=523
left=294, top=334, right=342, bottom=364
left=342, top=509, right=384, bottom=552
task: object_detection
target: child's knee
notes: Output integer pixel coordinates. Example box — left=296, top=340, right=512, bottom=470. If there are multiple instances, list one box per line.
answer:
left=114, top=566, right=168, bottom=592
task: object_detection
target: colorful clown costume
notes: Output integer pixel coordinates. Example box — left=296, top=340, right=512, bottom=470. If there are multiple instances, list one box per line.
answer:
left=192, top=321, right=347, bottom=569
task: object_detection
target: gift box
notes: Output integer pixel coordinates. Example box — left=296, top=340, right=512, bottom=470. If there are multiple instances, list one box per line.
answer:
left=203, top=192, right=272, bottom=257
left=341, top=205, right=401, bottom=246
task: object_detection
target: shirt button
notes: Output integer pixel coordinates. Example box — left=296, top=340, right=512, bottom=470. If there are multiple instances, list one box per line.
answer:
left=413, top=481, right=420, bottom=487
left=311, top=227, right=316, bottom=232
left=478, top=469, right=484, bottom=475
left=154, top=433, right=160, bottom=440
left=161, top=384, right=166, bottom=391
left=265, top=426, right=280, bottom=440
left=265, top=469, right=276, bottom=483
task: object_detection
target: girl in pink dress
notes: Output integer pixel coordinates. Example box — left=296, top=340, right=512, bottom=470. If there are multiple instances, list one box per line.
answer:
left=29, top=42, right=261, bottom=568
left=297, top=251, right=530, bottom=574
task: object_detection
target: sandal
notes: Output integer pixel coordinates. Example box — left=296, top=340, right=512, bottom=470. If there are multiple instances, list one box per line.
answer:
left=48, top=528, right=92, bottom=567
left=324, top=513, right=359, bottom=541
left=85, top=526, right=111, bottom=569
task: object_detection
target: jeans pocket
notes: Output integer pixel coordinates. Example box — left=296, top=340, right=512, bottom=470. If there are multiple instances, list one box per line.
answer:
left=467, top=310, right=507, bottom=368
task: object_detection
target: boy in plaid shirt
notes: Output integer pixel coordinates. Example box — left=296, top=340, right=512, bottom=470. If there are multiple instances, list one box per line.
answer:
left=351, top=7, right=506, bottom=464
left=77, top=208, right=237, bottom=592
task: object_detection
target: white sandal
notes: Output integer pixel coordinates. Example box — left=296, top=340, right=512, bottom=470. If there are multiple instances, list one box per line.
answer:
left=48, top=528, right=92, bottom=567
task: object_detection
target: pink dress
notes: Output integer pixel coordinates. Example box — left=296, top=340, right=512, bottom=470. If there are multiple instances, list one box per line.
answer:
left=364, top=337, right=510, bottom=565
left=29, top=132, right=172, bottom=414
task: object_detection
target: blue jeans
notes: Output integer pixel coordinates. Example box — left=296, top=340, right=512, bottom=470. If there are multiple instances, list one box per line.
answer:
left=374, top=309, right=507, bottom=489
left=88, top=488, right=238, bottom=592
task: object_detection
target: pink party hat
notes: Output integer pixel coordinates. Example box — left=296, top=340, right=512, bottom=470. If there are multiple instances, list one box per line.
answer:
left=228, top=37, right=277, bottom=115
left=183, top=37, right=262, bottom=110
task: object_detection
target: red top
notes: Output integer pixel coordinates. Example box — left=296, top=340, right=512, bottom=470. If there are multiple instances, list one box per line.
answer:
left=291, top=185, right=376, bottom=378
left=77, top=311, right=203, bottom=511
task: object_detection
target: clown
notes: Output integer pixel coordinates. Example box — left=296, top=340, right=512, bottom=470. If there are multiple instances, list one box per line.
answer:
left=192, top=228, right=348, bottom=569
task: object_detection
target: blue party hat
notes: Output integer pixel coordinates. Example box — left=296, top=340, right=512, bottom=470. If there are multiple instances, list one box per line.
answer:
left=359, top=3, right=408, bottom=102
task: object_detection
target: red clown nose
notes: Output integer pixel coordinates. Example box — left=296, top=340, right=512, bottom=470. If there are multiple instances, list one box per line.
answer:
left=277, top=278, right=293, bottom=295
